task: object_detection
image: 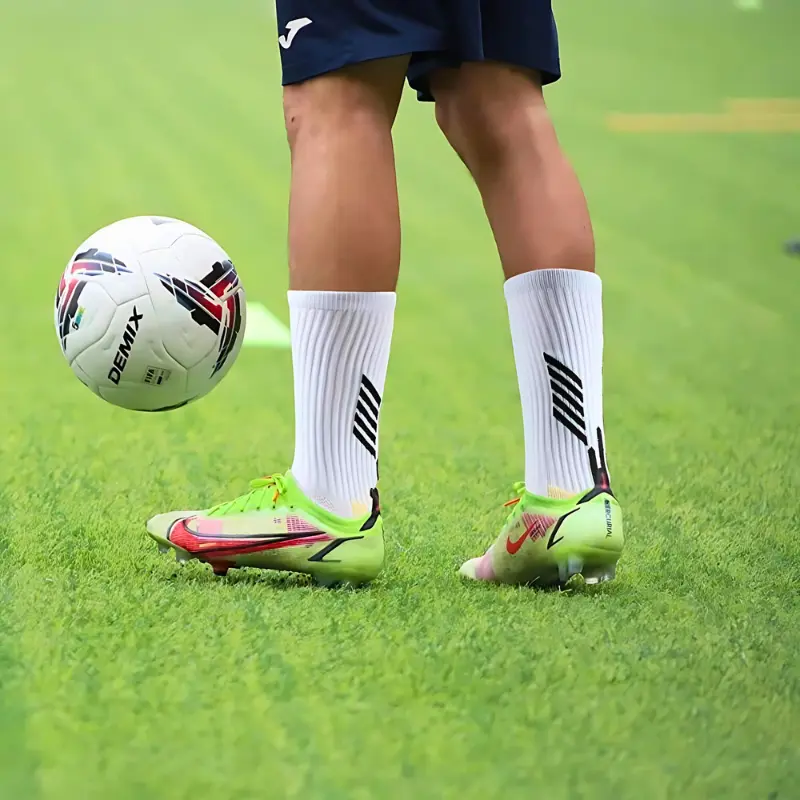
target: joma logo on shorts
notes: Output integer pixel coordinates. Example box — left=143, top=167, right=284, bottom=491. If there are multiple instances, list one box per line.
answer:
left=108, top=307, right=144, bottom=385
left=279, top=17, right=312, bottom=49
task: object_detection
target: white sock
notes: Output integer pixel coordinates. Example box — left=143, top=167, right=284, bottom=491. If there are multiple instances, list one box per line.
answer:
left=505, top=269, right=607, bottom=497
left=288, top=290, right=396, bottom=517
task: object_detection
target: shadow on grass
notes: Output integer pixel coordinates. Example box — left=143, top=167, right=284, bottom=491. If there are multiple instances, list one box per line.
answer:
left=160, top=563, right=377, bottom=593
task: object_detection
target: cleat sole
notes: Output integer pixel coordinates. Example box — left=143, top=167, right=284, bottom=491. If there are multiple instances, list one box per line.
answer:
left=557, top=554, right=619, bottom=587
left=582, top=563, right=617, bottom=585
left=146, top=525, right=382, bottom=586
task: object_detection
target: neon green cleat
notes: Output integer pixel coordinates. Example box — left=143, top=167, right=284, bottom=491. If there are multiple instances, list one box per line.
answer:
left=460, top=486, right=623, bottom=587
left=147, top=473, right=384, bottom=586
left=460, top=434, right=623, bottom=587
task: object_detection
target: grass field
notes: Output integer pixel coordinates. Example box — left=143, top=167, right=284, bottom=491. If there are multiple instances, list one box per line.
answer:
left=1, top=1, right=799, bottom=797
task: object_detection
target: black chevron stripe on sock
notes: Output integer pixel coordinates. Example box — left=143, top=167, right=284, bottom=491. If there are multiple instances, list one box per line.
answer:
left=354, top=412, right=377, bottom=444
left=552, top=395, right=585, bottom=430
left=544, top=353, right=588, bottom=444
left=353, top=426, right=377, bottom=458
left=550, top=379, right=585, bottom=415
left=360, top=374, right=382, bottom=406
left=353, top=374, right=382, bottom=458
left=546, top=365, right=584, bottom=404
left=355, top=399, right=378, bottom=430
left=543, top=352, right=583, bottom=387
left=553, top=409, right=588, bottom=445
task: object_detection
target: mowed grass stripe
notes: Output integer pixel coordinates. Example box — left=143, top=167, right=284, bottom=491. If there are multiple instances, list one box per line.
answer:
left=0, top=61, right=84, bottom=249
left=110, top=51, right=272, bottom=215
left=585, top=123, right=800, bottom=323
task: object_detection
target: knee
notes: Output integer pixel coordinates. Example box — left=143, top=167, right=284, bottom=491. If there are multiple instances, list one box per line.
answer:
left=283, top=79, right=353, bottom=152
left=283, top=64, right=404, bottom=153
left=433, top=66, right=556, bottom=170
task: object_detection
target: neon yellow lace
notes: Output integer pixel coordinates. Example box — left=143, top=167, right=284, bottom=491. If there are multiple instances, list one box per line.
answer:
left=208, top=474, right=288, bottom=516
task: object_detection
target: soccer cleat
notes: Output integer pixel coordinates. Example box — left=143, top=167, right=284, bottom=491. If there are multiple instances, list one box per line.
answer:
left=147, top=473, right=384, bottom=586
left=460, top=433, right=623, bottom=587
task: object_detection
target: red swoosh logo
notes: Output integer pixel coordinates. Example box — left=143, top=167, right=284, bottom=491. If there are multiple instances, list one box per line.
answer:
left=506, top=521, right=538, bottom=555
left=506, top=514, right=559, bottom=555
left=168, top=518, right=331, bottom=557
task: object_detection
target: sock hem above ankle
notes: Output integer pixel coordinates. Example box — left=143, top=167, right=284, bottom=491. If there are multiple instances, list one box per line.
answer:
left=504, top=269, right=600, bottom=300
left=288, top=290, right=397, bottom=312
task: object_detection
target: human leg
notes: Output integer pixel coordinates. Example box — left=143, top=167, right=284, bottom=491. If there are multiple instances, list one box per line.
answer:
left=426, top=50, right=622, bottom=585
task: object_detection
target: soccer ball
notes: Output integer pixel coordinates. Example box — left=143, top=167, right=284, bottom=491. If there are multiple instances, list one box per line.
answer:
left=55, top=216, right=246, bottom=412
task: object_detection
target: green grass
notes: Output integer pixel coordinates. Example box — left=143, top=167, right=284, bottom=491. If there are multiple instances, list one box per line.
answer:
left=2, top=0, right=799, bottom=797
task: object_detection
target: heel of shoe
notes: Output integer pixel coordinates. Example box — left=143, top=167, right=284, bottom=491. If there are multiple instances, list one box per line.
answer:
left=310, top=529, right=385, bottom=588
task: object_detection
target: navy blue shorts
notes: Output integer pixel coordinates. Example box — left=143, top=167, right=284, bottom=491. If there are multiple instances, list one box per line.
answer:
left=275, top=0, right=560, bottom=101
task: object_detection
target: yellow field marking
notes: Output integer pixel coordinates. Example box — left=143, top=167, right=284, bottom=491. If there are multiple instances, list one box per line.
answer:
left=725, top=98, right=800, bottom=114
left=607, top=99, right=800, bottom=133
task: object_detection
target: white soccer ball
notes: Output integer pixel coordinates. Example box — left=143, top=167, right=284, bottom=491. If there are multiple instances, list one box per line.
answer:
left=55, top=216, right=246, bottom=412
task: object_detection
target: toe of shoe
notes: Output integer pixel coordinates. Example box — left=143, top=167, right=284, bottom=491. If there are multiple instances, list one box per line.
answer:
left=146, top=510, right=202, bottom=536
left=459, top=558, right=480, bottom=580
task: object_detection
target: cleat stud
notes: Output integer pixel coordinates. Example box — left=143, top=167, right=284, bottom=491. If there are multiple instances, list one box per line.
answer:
left=567, top=556, right=584, bottom=577
left=211, top=564, right=229, bottom=577
left=158, top=544, right=169, bottom=555
left=175, top=550, right=190, bottom=564
left=582, top=562, right=617, bottom=585
left=315, top=576, right=343, bottom=589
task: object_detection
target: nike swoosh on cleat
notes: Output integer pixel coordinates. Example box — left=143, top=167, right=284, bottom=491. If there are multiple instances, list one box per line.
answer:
left=506, top=525, right=535, bottom=555
left=506, top=520, right=538, bottom=556
left=167, top=519, right=332, bottom=558
left=546, top=508, right=580, bottom=550
left=183, top=517, right=320, bottom=539
left=307, top=537, right=364, bottom=563
left=506, top=515, right=554, bottom=555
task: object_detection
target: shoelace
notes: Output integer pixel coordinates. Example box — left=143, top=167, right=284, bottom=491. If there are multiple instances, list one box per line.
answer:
left=503, top=481, right=526, bottom=511
left=208, top=474, right=288, bottom=516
